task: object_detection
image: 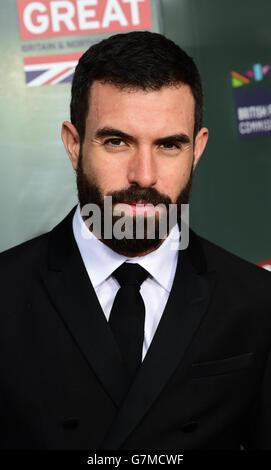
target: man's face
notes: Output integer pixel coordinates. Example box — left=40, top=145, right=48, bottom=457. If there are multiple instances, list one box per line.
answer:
left=62, top=81, right=208, bottom=255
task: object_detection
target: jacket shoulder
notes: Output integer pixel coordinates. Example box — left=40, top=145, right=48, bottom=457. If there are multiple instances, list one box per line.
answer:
left=0, top=233, right=49, bottom=272
left=0, top=206, right=76, bottom=274
left=196, top=232, right=271, bottom=282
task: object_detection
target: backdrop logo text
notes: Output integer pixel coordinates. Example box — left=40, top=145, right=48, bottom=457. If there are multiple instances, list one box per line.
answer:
left=17, top=0, right=152, bottom=39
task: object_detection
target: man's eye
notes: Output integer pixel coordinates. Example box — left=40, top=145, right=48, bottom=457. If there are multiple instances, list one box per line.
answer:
left=160, top=142, right=180, bottom=150
left=104, top=138, right=125, bottom=146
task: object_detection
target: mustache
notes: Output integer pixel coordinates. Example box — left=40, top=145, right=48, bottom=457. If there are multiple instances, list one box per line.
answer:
left=106, top=186, right=172, bottom=207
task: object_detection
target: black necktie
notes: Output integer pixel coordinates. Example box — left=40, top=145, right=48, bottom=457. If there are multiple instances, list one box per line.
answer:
left=109, top=262, right=149, bottom=379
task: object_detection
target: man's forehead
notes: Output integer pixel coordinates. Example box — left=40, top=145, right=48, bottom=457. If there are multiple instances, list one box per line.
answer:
left=86, top=80, right=195, bottom=128
left=88, top=80, right=194, bottom=104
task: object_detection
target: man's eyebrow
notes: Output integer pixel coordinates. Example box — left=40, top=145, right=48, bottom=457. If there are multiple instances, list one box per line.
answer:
left=94, top=127, right=135, bottom=141
left=94, top=127, right=191, bottom=145
left=155, top=133, right=191, bottom=145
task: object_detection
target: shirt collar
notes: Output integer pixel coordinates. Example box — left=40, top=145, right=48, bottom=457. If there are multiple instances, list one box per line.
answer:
left=72, top=204, right=179, bottom=292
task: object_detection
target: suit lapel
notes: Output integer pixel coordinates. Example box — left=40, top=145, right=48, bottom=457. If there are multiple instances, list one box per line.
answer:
left=101, top=230, right=217, bottom=449
left=40, top=207, right=131, bottom=408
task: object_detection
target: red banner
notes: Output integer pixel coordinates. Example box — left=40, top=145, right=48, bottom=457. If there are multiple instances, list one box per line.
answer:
left=17, top=0, right=152, bottom=39
left=257, top=259, right=271, bottom=271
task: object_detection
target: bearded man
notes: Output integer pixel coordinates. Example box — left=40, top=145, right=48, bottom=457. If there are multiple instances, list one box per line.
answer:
left=1, top=31, right=271, bottom=451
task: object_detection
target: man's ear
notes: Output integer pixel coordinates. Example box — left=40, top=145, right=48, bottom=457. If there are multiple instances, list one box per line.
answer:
left=61, top=121, right=80, bottom=171
left=192, top=127, right=209, bottom=171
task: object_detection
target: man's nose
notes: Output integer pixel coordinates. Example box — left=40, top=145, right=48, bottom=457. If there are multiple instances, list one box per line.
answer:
left=127, top=146, right=158, bottom=188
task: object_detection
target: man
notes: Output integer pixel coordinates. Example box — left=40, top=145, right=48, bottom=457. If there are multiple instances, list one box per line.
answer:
left=0, top=31, right=271, bottom=451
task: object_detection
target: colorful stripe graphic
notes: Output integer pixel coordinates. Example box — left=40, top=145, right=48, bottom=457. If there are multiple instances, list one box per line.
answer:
left=232, top=63, right=271, bottom=88
left=23, top=52, right=83, bottom=86
left=231, top=71, right=251, bottom=88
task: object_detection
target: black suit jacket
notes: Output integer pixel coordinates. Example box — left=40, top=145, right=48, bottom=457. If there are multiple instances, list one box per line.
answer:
left=1, top=206, right=271, bottom=450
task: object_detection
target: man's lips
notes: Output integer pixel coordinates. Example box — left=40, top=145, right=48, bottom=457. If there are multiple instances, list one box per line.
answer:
left=123, top=201, right=155, bottom=205
left=114, top=201, right=158, bottom=214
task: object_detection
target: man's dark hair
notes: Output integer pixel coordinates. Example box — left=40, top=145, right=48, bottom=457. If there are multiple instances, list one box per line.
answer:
left=70, top=31, right=203, bottom=143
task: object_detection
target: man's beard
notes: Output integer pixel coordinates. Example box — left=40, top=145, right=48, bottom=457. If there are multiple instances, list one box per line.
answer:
left=76, top=151, right=193, bottom=256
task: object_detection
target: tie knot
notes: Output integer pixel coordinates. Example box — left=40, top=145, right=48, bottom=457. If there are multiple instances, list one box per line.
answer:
left=113, top=262, right=149, bottom=288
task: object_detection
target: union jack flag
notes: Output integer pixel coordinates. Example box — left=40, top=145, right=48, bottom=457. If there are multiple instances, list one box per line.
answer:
left=23, top=52, right=83, bottom=87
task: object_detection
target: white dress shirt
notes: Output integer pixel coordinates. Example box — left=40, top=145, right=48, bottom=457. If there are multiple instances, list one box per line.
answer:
left=72, top=204, right=179, bottom=361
